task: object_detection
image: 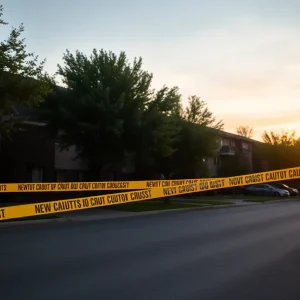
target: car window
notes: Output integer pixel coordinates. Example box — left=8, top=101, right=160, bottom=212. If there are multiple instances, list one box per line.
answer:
left=256, top=185, right=267, bottom=189
left=261, top=185, right=269, bottom=188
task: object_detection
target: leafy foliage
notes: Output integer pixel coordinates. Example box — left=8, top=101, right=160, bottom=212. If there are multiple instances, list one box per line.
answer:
left=0, top=5, right=53, bottom=137
left=41, top=49, right=182, bottom=176
left=41, top=48, right=223, bottom=179
left=262, top=130, right=297, bottom=146
left=258, top=130, right=300, bottom=170
left=167, top=96, right=223, bottom=178
left=218, top=151, right=251, bottom=177
left=135, top=86, right=182, bottom=174
left=182, top=95, right=223, bottom=128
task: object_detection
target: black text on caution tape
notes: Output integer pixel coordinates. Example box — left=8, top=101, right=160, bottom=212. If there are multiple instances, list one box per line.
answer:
left=0, top=208, right=5, bottom=219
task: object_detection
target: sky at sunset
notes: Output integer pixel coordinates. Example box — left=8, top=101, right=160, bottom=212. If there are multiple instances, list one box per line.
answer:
left=2, top=0, right=300, bottom=140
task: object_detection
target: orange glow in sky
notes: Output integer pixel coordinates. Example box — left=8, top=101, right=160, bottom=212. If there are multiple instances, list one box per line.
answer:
left=2, top=0, right=300, bottom=142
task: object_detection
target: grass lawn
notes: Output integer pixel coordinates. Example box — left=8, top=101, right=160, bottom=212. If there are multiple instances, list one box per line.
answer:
left=1, top=214, right=60, bottom=223
left=103, top=201, right=206, bottom=212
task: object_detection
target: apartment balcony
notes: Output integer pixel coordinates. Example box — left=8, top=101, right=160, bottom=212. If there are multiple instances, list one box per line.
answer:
left=219, top=145, right=235, bottom=156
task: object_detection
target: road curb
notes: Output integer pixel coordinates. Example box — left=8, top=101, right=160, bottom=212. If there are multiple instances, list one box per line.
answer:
left=243, top=199, right=300, bottom=205
left=261, top=199, right=300, bottom=204
left=1, top=199, right=298, bottom=228
left=0, top=203, right=251, bottom=228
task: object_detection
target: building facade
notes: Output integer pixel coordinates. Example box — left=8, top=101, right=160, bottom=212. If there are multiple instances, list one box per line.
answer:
left=205, top=131, right=267, bottom=177
left=0, top=114, right=269, bottom=197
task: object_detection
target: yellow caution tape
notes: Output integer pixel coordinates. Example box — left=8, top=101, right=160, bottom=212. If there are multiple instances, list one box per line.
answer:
left=0, top=178, right=215, bottom=193
left=0, top=166, right=300, bottom=221
left=1, top=165, right=298, bottom=193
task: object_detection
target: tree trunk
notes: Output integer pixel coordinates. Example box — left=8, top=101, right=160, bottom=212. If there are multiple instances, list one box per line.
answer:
left=160, top=173, right=171, bottom=205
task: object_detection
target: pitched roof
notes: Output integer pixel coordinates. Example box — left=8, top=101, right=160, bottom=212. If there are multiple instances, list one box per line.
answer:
left=218, top=130, right=262, bottom=144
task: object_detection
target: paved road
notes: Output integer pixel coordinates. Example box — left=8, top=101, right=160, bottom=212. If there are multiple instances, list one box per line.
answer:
left=2, top=202, right=300, bottom=300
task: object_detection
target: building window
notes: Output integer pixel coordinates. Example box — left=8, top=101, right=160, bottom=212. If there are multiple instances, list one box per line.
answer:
left=242, top=142, right=249, bottom=150
left=222, top=139, right=230, bottom=146
left=31, top=167, right=44, bottom=183
left=230, top=140, right=236, bottom=147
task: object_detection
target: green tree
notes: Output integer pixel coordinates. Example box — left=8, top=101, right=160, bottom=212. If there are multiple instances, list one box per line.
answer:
left=183, top=95, right=223, bottom=128
left=136, top=85, right=182, bottom=176
left=236, top=125, right=254, bottom=139
left=262, top=130, right=297, bottom=146
left=0, top=5, right=53, bottom=138
left=170, top=95, right=224, bottom=179
left=218, top=151, right=250, bottom=177
left=41, top=49, right=181, bottom=178
left=259, top=130, right=300, bottom=170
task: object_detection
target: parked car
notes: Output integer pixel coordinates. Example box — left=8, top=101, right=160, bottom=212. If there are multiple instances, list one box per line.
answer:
left=270, top=182, right=299, bottom=196
left=244, top=184, right=290, bottom=197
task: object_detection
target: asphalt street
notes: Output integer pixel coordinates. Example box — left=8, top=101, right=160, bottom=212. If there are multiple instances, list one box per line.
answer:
left=2, top=202, right=300, bottom=300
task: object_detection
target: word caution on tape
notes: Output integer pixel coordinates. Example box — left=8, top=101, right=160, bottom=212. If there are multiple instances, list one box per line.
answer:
left=0, top=179, right=214, bottom=193
left=1, top=167, right=300, bottom=221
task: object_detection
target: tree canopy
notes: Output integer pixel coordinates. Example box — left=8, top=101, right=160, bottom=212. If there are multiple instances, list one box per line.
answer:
left=0, top=5, right=53, bottom=138
left=262, top=130, right=297, bottom=146
left=41, top=49, right=180, bottom=176
left=257, top=130, right=300, bottom=171
left=169, top=96, right=223, bottom=178
left=183, top=95, right=223, bottom=128
left=41, top=48, right=222, bottom=179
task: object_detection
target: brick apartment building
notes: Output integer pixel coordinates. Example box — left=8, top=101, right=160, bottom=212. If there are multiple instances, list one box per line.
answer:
left=0, top=122, right=267, bottom=183
left=205, top=131, right=268, bottom=177
left=0, top=107, right=268, bottom=202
